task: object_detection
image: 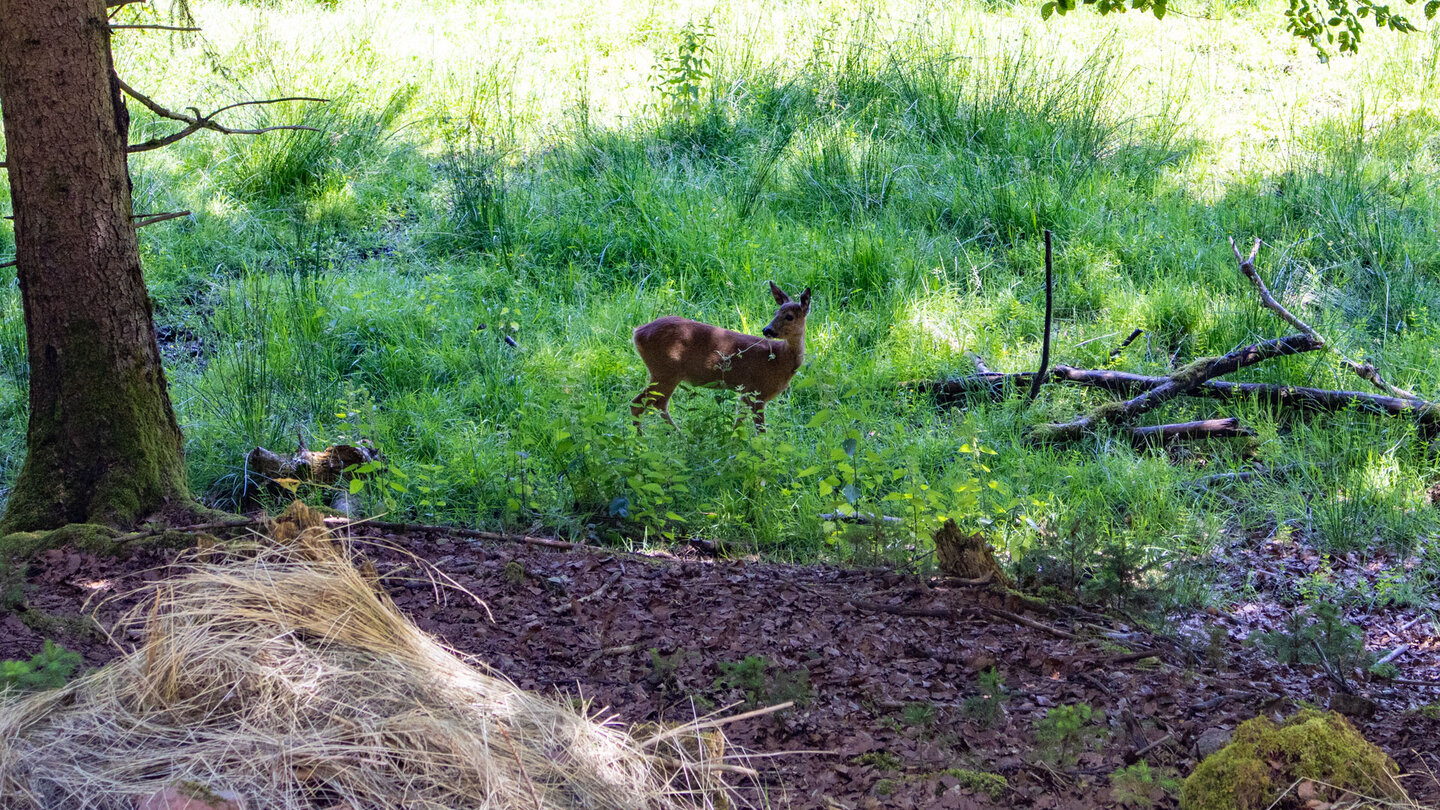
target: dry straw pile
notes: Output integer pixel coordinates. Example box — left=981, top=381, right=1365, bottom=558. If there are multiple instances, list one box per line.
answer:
left=0, top=512, right=745, bottom=810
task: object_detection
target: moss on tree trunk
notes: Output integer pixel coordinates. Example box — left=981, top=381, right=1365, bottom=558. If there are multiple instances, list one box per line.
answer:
left=0, top=0, right=189, bottom=533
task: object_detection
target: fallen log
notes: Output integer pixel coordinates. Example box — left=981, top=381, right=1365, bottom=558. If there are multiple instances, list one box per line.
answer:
left=1129, top=418, right=1254, bottom=444
left=911, top=365, right=1440, bottom=425
left=820, top=512, right=903, bottom=525
left=1029, top=333, right=1323, bottom=443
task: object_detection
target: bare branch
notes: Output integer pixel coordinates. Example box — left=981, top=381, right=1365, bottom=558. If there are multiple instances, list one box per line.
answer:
left=1109, top=328, right=1144, bottom=360
left=1029, top=333, right=1324, bottom=443
left=1129, top=418, right=1254, bottom=445
left=910, top=365, right=1440, bottom=425
left=1232, top=236, right=1419, bottom=400
left=127, top=122, right=206, bottom=154
left=115, top=76, right=326, bottom=152
left=108, top=24, right=201, bottom=31
left=135, top=210, right=191, bottom=228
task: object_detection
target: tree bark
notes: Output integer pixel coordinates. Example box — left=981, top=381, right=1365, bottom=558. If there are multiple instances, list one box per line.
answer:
left=0, top=0, right=188, bottom=531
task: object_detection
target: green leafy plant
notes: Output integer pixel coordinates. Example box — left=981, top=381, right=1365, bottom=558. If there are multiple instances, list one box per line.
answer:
left=1110, top=760, right=1181, bottom=808
left=962, top=668, right=1007, bottom=727
left=1, top=640, right=82, bottom=698
left=854, top=751, right=903, bottom=770
left=935, top=769, right=1008, bottom=800
left=1040, top=0, right=1436, bottom=59
left=902, top=701, right=938, bottom=729
left=1034, top=703, right=1106, bottom=764
left=650, top=20, right=714, bottom=120
left=1255, top=600, right=1370, bottom=671
left=714, top=654, right=811, bottom=707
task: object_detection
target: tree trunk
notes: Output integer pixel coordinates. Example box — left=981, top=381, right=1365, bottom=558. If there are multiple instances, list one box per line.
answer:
left=0, top=0, right=188, bottom=531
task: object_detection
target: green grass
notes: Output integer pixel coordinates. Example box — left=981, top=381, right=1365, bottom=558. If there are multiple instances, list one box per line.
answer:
left=2, top=0, right=1440, bottom=605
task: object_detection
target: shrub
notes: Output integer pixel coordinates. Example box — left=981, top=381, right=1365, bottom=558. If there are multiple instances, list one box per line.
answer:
left=1, top=640, right=82, bottom=698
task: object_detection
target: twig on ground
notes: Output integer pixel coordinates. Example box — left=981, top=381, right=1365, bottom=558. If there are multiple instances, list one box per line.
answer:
left=323, top=517, right=586, bottom=551
left=938, top=571, right=995, bottom=587
left=114, top=517, right=259, bottom=546
left=1131, top=733, right=1176, bottom=761
left=578, top=567, right=625, bottom=603
left=1078, top=671, right=1114, bottom=696
left=582, top=644, right=641, bottom=667
left=1106, top=649, right=1163, bottom=665
left=1375, top=644, right=1409, bottom=666
left=1388, top=678, right=1440, bottom=688
left=641, top=701, right=794, bottom=746
left=1186, top=463, right=1310, bottom=489
left=978, top=604, right=1077, bottom=640
left=912, top=365, right=1440, bottom=425
left=850, top=599, right=955, bottom=619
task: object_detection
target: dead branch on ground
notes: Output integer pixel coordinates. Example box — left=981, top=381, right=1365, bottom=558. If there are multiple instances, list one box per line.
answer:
left=909, top=237, right=1437, bottom=444
left=1231, top=237, right=1419, bottom=399
left=1029, top=333, right=1322, bottom=443
left=913, top=365, right=1440, bottom=425
left=1129, top=418, right=1254, bottom=444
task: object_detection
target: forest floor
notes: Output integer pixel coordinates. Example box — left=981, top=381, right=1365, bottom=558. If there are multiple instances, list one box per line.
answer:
left=4, top=528, right=1438, bottom=809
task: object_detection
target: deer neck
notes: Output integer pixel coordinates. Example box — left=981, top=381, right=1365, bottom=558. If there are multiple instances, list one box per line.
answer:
left=777, top=333, right=804, bottom=370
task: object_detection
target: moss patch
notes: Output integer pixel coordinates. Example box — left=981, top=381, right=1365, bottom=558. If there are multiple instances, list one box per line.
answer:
left=1180, top=709, right=1406, bottom=810
left=0, top=524, right=120, bottom=560
left=936, top=768, right=1007, bottom=799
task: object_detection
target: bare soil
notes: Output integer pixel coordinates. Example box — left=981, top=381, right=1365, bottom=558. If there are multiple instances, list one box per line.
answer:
left=4, top=529, right=1437, bottom=809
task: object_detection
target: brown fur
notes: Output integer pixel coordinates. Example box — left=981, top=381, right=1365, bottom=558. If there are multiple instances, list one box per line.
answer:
left=632, top=281, right=812, bottom=431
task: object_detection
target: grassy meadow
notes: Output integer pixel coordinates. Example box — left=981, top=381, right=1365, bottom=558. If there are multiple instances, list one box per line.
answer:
left=3, top=0, right=1440, bottom=606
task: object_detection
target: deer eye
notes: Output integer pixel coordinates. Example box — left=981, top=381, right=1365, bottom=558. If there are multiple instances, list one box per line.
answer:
left=786, top=315, right=794, bottom=321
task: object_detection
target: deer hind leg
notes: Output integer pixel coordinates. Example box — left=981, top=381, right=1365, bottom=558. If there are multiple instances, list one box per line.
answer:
left=632, top=380, right=679, bottom=432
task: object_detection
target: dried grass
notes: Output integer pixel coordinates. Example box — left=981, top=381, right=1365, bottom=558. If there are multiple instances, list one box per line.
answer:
left=0, top=516, right=748, bottom=810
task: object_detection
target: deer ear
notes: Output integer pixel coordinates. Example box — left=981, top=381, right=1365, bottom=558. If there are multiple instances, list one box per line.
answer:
left=769, top=280, right=790, bottom=305
left=800, top=287, right=812, bottom=311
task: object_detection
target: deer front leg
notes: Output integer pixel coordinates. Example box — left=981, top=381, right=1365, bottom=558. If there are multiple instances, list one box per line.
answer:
left=742, top=392, right=767, bottom=433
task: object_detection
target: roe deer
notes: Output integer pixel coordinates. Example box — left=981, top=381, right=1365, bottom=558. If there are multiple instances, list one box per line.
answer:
left=631, top=281, right=812, bottom=432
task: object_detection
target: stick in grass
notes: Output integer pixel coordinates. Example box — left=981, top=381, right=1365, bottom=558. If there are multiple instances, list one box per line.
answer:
left=1028, top=229, right=1054, bottom=402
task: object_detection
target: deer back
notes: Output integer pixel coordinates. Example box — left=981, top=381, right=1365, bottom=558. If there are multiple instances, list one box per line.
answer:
left=633, top=316, right=799, bottom=399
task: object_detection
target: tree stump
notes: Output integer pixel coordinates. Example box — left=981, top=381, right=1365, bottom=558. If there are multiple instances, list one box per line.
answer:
left=933, top=519, right=1012, bottom=587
